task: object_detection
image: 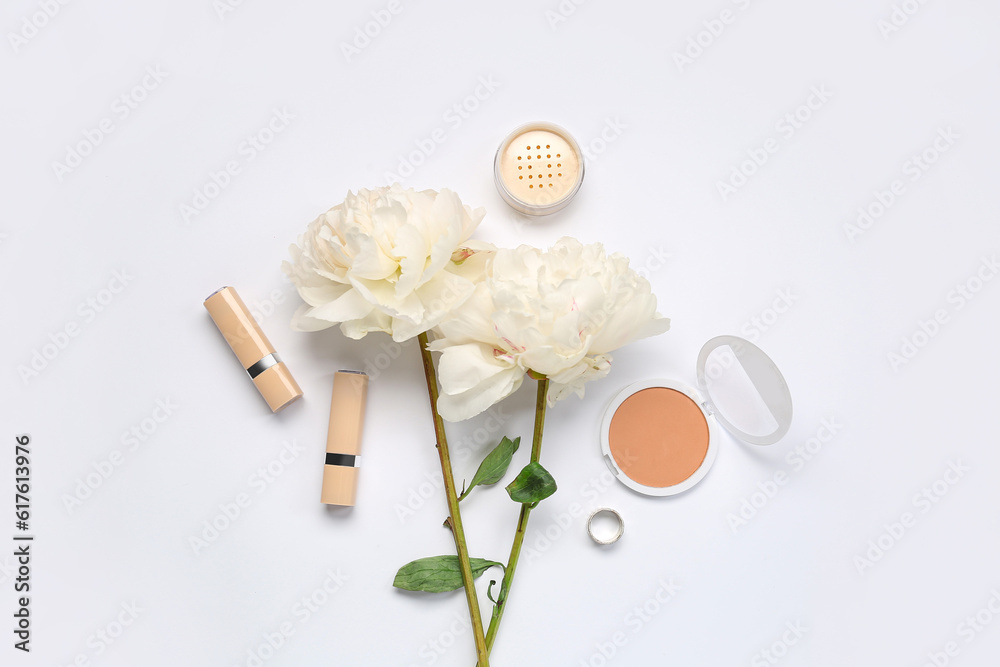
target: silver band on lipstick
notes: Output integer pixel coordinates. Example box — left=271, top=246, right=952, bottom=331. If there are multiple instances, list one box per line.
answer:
left=246, top=353, right=282, bottom=379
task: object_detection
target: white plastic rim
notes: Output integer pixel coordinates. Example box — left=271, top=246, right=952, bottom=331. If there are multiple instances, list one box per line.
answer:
left=695, top=336, right=793, bottom=446
left=599, top=378, right=720, bottom=497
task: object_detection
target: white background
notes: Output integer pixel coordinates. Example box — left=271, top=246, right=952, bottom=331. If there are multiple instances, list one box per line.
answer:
left=3, top=1, right=1000, bottom=665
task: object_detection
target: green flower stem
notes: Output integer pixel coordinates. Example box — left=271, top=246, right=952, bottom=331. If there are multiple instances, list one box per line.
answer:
left=416, top=332, right=491, bottom=667
left=483, top=376, right=549, bottom=658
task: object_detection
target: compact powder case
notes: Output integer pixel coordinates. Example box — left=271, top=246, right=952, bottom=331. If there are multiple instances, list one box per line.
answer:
left=494, top=122, right=584, bottom=216
left=600, top=336, right=793, bottom=497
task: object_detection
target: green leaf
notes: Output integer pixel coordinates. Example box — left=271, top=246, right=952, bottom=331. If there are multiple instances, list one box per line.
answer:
left=505, top=461, right=557, bottom=504
left=459, top=436, right=521, bottom=501
left=393, top=556, right=502, bottom=593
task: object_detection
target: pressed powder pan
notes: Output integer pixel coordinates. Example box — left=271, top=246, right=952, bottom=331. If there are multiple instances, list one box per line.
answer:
left=600, top=336, right=793, bottom=497
left=608, top=386, right=711, bottom=490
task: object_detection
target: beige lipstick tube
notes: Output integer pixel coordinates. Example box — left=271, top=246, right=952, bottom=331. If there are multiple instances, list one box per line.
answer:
left=321, top=371, right=369, bottom=506
left=204, top=286, right=303, bottom=412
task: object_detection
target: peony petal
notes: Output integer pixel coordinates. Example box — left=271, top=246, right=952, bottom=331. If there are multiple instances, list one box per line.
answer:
left=307, top=287, right=377, bottom=323
left=430, top=283, right=500, bottom=349
left=339, top=309, right=393, bottom=340
left=284, top=185, right=488, bottom=344
left=345, top=227, right=397, bottom=281
left=547, top=354, right=612, bottom=404
left=392, top=223, right=430, bottom=298
left=385, top=271, right=476, bottom=341
left=446, top=241, right=496, bottom=284
left=590, top=302, right=670, bottom=354
left=437, top=353, right=524, bottom=422
left=420, top=191, right=463, bottom=280
left=518, top=344, right=589, bottom=377
left=416, top=271, right=474, bottom=320
left=288, top=280, right=351, bottom=308
left=290, top=304, right=338, bottom=332
left=437, top=343, right=510, bottom=395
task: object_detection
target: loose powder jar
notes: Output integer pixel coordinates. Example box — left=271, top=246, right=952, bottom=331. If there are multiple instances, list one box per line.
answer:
left=494, top=122, right=584, bottom=216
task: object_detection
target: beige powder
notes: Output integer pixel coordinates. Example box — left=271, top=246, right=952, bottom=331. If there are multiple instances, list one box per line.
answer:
left=609, top=387, right=710, bottom=488
left=497, top=126, right=582, bottom=210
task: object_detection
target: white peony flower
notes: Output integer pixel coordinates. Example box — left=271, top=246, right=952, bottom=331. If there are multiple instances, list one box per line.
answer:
left=430, top=237, right=670, bottom=422
left=283, top=185, right=487, bottom=342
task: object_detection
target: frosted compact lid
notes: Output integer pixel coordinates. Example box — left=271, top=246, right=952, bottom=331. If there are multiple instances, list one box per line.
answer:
left=695, top=336, right=793, bottom=446
left=493, top=122, right=584, bottom=216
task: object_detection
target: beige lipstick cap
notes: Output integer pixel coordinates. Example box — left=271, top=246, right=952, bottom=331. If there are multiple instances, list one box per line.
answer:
left=204, top=286, right=303, bottom=412
left=321, top=371, right=369, bottom=506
